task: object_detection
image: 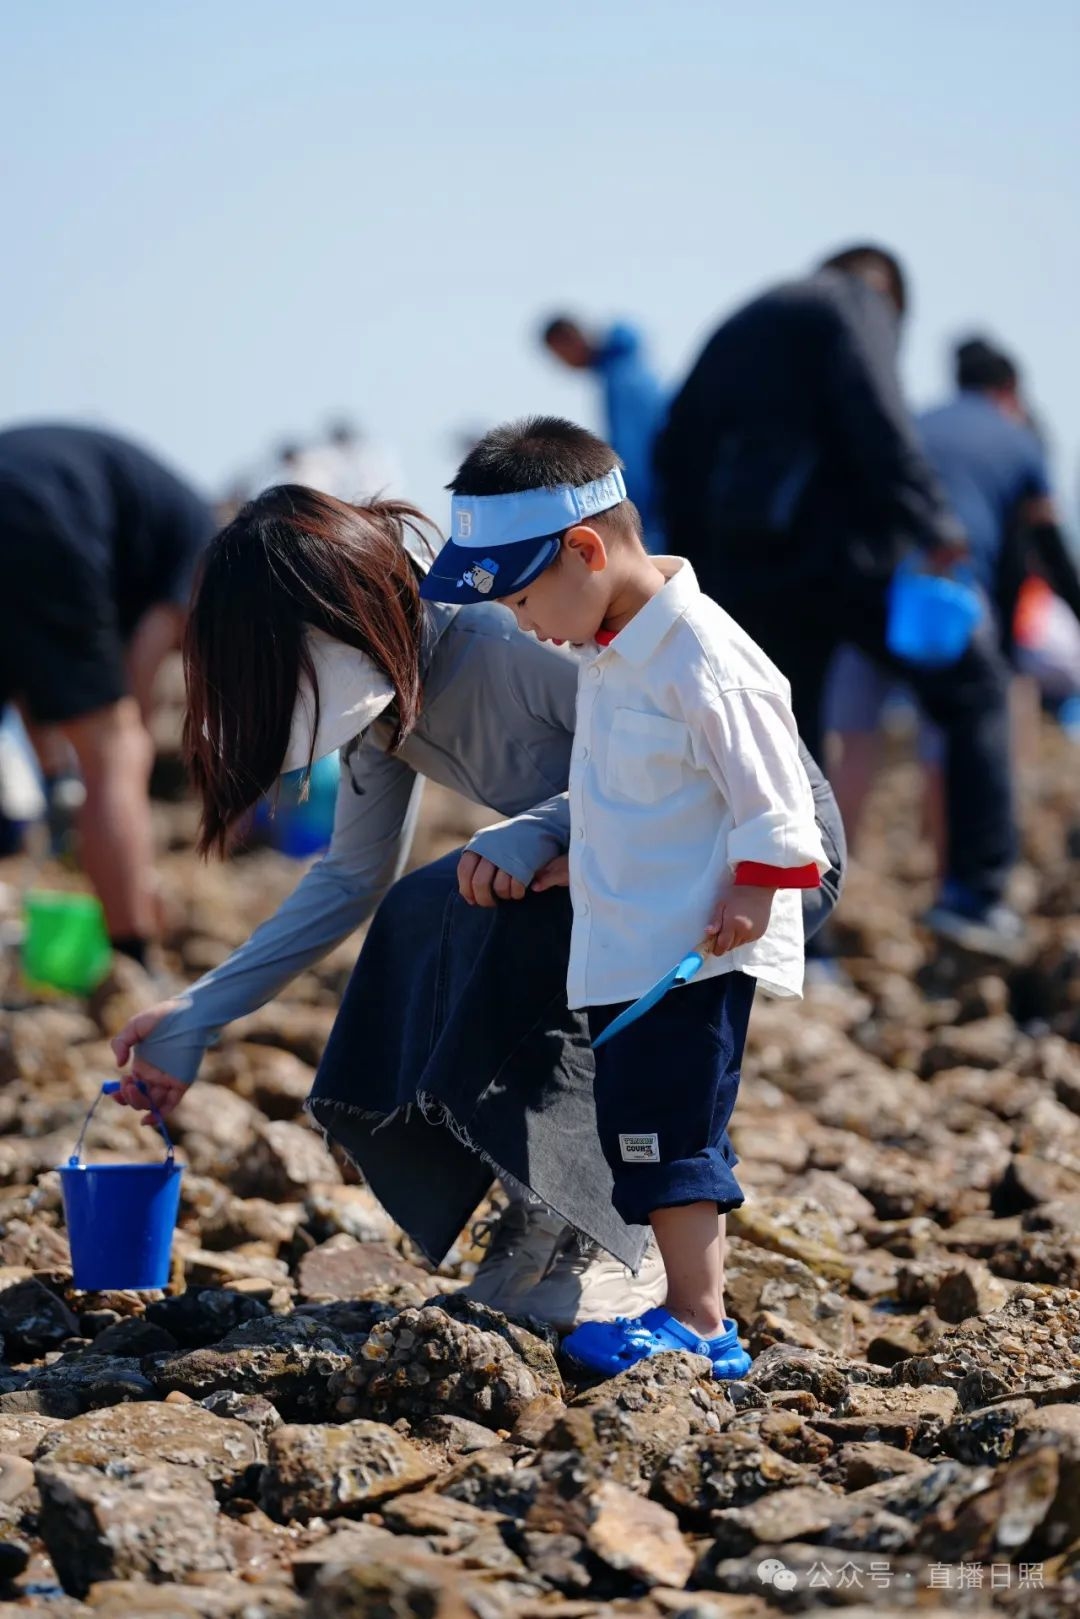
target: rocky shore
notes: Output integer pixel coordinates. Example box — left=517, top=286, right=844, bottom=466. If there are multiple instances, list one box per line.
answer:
left=1, top=732, right=1080, bottom=1616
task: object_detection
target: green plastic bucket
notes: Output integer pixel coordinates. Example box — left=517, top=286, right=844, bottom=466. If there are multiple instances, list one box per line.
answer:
left=22, top=890, right=112, bottom=997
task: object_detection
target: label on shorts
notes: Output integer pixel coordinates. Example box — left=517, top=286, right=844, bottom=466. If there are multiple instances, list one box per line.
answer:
left=619, top=1132, right=660, bottom=1163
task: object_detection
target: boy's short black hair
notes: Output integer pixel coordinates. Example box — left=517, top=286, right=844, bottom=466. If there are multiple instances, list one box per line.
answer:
left=449, top=415, right=642, bottom=540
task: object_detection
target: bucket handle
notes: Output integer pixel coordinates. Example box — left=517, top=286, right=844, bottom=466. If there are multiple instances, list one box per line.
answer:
left=68, top=1080, right=176, bottom=1168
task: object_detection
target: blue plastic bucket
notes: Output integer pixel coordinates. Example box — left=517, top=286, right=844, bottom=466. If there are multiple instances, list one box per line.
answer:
left=886, top=563, right=983, bottom=669
left=254, top=754, right=339, bottom=859
left=58, top=1082, right=182, bottom=1292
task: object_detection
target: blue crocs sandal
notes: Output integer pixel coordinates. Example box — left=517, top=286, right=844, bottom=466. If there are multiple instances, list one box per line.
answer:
left=563, top=1306, right=752, bottom=1380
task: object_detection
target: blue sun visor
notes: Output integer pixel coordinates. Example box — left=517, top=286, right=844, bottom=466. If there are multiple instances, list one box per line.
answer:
left=420, top=467, right=627, bottom=604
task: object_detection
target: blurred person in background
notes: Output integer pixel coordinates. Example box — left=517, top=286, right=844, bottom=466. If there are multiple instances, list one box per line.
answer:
left=322, top=416, right=401, bottom=503
left=826, top=336, right=1080, bottom=860
left=541, top=315, right=666, bottom=551
left=655, top=245, right=1023, bottom=959
left=0, top=424, right=215, bottom=965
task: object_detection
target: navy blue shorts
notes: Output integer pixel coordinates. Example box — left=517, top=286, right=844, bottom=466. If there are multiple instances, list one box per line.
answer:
left=586, top=970, right=755, bottom=1226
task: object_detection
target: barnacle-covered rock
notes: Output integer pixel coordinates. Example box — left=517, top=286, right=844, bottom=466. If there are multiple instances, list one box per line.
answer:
left=328, top=1299, right=561, bottom=1430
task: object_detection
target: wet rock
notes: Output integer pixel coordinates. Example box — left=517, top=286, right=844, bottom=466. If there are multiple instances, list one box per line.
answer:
left=87, top=1317, right=178, bottom=1357
left=296, top=1236, right=432, bottom=1304
left=260, top=1418, right=435, bottom=1523
left=148, top=1313, right=354, bottom=1420
left=145, top=1286, right=271, bottom=1347
left=35, top=1457, right=232, bottom=1597
left=33, top=1399, right=262, bottom=1496
left=330, top=1299, right=561, bottom=1430
left=230, top=1119, right=342, bottom=1202
left=17, top=1353, right=156, bottom=1414
left=651, top=1431, right=811, bottom=1529
left=940, top=1398, right=1036, bottom=1465
left=0, top=1277, right=79, bottom=1360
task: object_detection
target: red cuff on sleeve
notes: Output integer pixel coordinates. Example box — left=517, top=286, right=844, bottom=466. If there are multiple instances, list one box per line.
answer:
left=734, top=861, right=821, bottom=889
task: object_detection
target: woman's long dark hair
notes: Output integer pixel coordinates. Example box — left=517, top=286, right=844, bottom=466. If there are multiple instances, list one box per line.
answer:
left=184, top=484, right=437, bottom=857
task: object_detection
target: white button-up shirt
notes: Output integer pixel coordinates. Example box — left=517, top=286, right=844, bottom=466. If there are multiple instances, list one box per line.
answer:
left=566, top=558, right=828, bottom=1009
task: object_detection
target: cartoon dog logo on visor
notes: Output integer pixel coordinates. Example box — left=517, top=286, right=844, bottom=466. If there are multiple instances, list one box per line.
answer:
left=457, top=557, right=500, bottom=595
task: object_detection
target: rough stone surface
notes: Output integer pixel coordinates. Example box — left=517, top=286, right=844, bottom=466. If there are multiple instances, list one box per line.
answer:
left=260, top=1418, right=436, bottom=1522
left=296, top=1236, right=432, bottom=1304
left=148, top=1313, right=354, bottom=1420
left=6, top=721, right=1080, bottom=1610
left=330, top=1298, right=562, bottom=1430
left=0, top=1278, right=79, bottom=1360
left=33, top=1399, right=262, bottom=1495
left=35, top=1458, right=232, bottom=1597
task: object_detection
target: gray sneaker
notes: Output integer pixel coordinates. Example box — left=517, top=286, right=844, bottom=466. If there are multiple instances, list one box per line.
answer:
left=460, top=1201, right=567, bottom=1315
left=513, top=1230, right=668, bottom=1333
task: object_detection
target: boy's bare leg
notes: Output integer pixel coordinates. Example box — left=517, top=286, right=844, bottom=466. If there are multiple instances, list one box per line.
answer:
left=650, top=1201, right=726, bottom=1338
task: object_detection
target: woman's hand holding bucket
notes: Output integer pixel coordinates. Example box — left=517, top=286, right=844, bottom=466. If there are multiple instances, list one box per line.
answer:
left=110, top=1000, right=188, bottom=1121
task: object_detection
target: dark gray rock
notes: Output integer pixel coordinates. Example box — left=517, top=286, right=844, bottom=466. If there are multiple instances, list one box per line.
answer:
left=145, top=1286, right=271, bottom=1348
left=0, top=1278, right=79, bottom=1360
left=86, top=1317, right=178, bottom=1357
left=147, top=1312, right=352, bottom=1421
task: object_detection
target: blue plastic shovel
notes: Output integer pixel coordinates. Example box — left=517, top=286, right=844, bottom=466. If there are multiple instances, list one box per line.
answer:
left=592, top=938, right=711, bottom=1050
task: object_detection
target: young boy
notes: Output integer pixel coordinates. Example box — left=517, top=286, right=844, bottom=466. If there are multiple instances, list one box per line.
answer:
left=420, top=418, right=828, bottom=1379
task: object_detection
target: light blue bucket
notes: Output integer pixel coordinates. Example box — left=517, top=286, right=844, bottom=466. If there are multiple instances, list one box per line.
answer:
left=58, top=1082, right=182, bottom=1292
left=887, top=562, right=983, bottom=669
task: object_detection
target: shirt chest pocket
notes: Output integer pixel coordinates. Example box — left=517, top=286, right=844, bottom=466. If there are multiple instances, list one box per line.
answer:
left=606, top=708, right=692, bottom=804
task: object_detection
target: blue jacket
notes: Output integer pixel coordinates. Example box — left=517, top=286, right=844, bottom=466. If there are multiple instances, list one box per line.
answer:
left=592, top=323, right=667, bottom=548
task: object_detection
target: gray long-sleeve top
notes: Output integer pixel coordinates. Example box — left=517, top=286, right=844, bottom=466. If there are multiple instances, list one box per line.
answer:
left=141, top=599, right=837, bottom=1083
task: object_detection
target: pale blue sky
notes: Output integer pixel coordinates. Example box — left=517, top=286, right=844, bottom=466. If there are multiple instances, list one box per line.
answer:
left=3, top=1, right=1078, bottom=522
